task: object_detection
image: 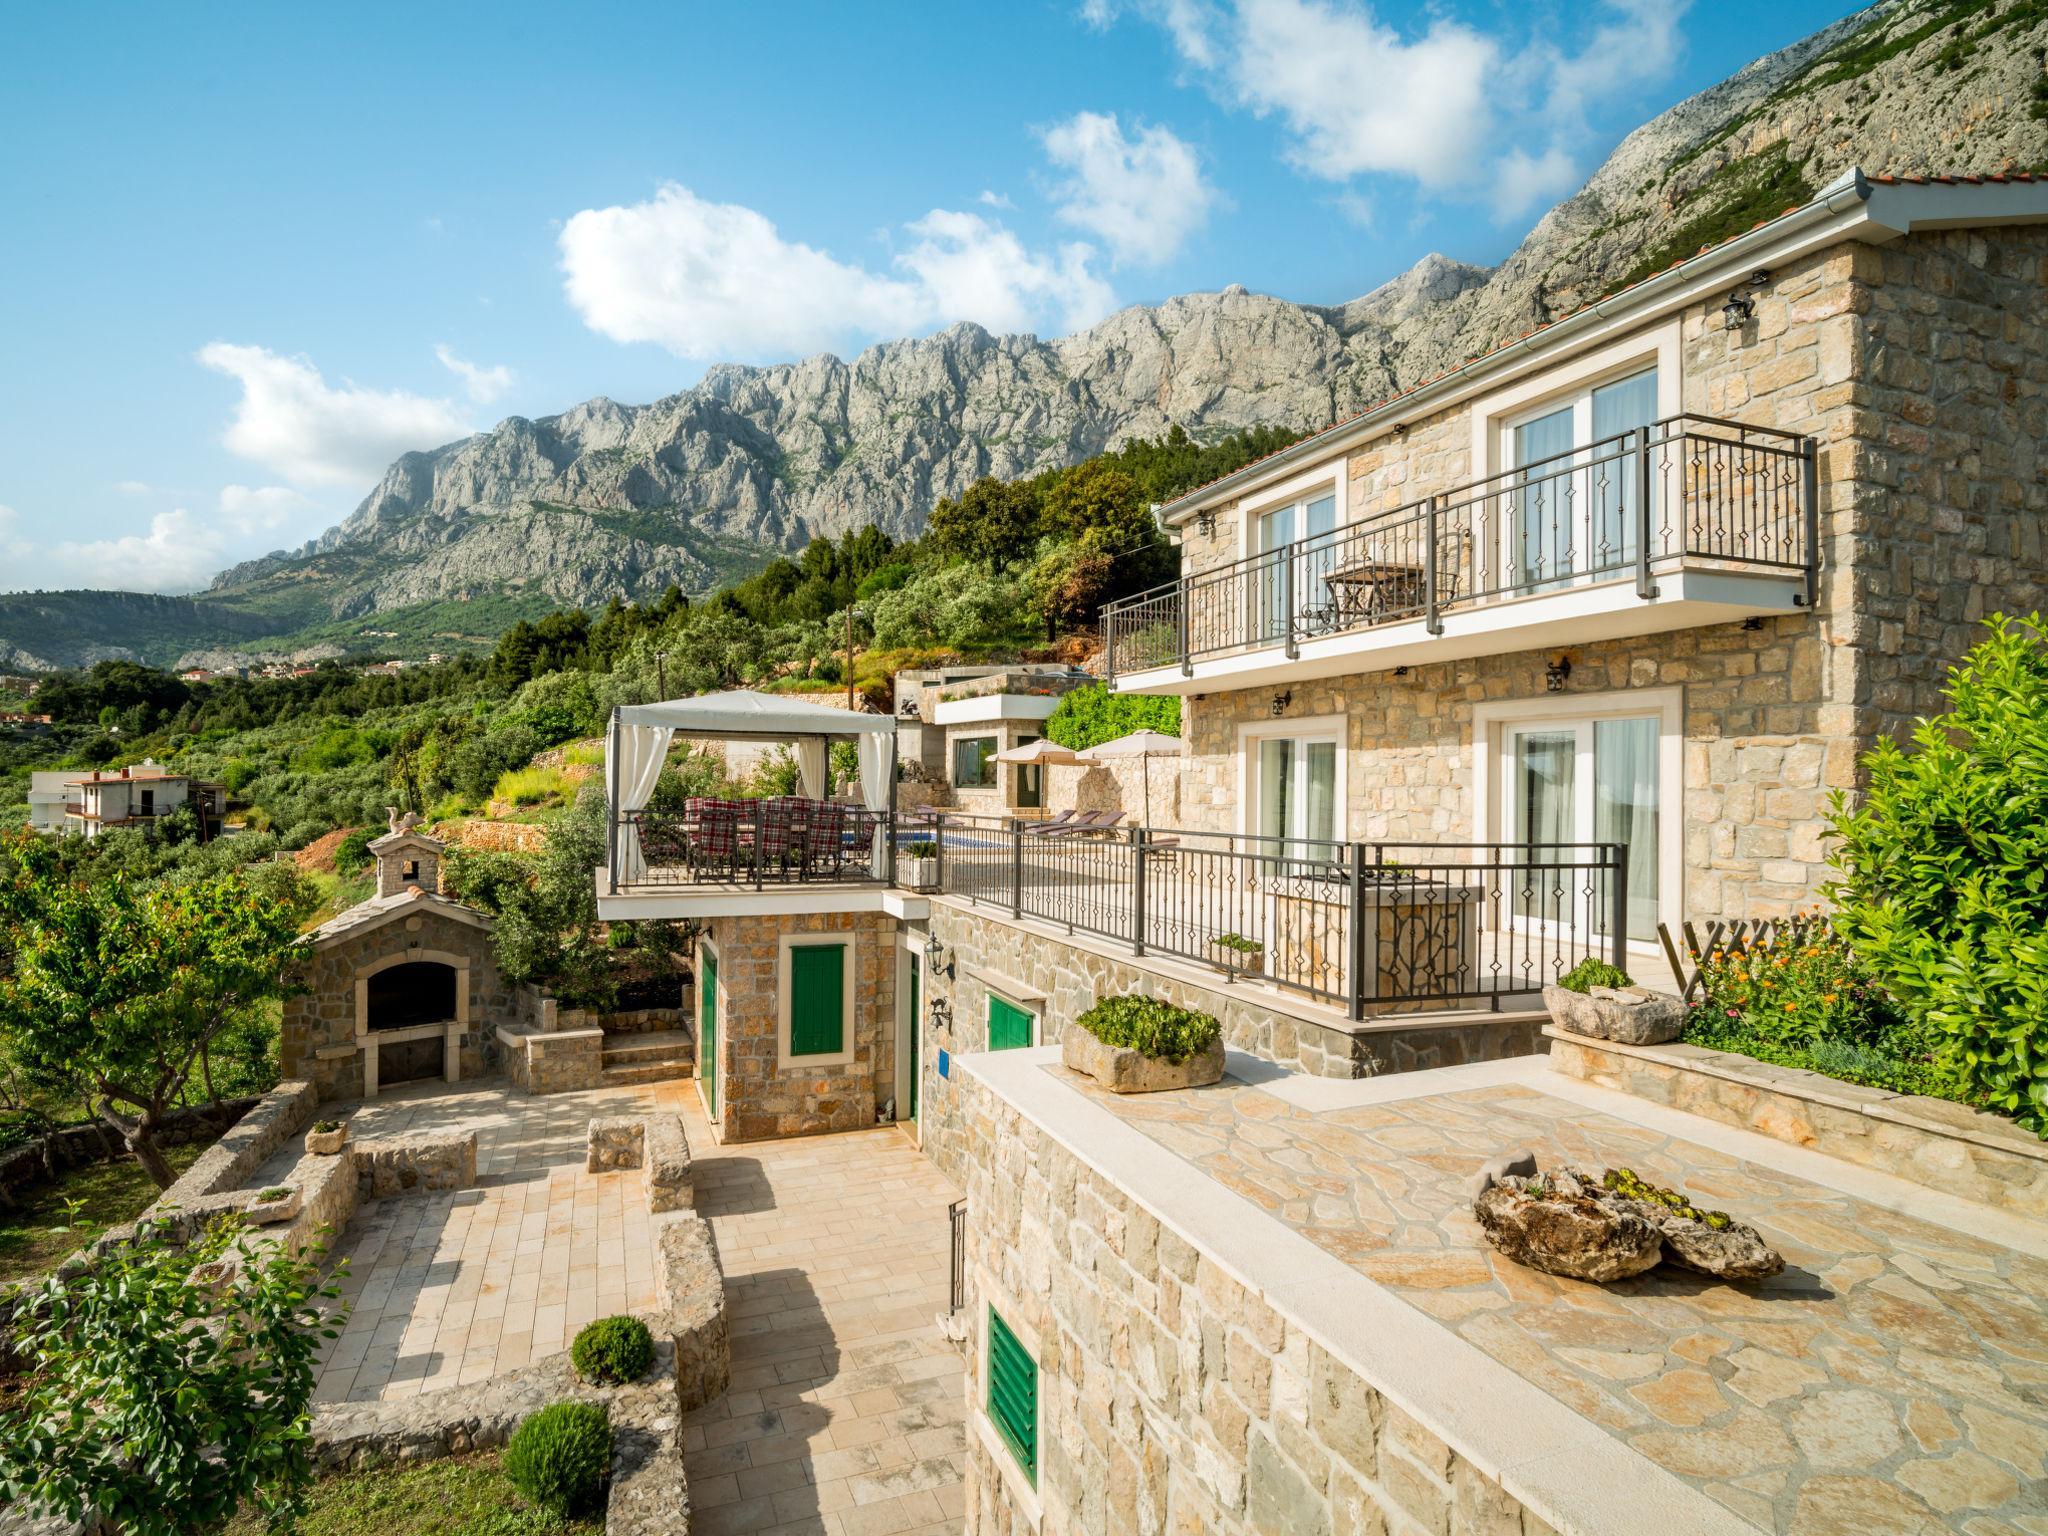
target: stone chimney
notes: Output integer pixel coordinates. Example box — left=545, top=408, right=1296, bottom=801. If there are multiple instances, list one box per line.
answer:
left=368, top=809, right=444, bottom=898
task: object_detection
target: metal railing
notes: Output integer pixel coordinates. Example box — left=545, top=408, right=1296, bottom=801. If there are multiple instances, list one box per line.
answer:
left=927, top=814, right=1626, bottom=1016
left=614, top=801, right=897, bottom=890
left=948, top=1199, right=966, bottom=1313
left=1105, top=415, right=1817, bottom=677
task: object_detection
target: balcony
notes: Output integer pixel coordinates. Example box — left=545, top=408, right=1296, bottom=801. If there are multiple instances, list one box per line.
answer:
left=1104, top=415, right=1817, bottom=692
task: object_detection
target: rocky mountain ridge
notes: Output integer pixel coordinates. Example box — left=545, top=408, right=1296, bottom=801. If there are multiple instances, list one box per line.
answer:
left=9, top=0, right=2045, bottom=668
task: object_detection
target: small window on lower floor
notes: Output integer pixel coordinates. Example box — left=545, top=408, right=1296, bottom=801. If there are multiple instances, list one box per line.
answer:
left=953, top=735, right=998, bottom=787
left=986, top=1305, right=1037, bottom=1484
left=789, top=942, right=847, bottom=1056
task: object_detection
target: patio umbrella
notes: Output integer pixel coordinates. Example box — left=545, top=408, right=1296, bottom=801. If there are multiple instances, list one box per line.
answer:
left=1075, top=730, right=1181, bottom=827
left=992, top=738, right=1083, bottom=765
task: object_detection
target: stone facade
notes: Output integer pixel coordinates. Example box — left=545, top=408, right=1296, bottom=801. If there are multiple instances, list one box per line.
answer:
left=587, top=1112, right=694, bottom=1213
left=1156, top=226, right=2048, bottom=926
left=951, top=1069, right=1551, bottom=1535
left=702, top=910, right=898, bottom=1142
left=497, top=1023, right=604, bottom=1095
left=283, top=901, right=513, bottom=1101
left=917, top=898, right=1543, bottom=1187
left=1547, top=1028, right=2048, bottom=1219
left=351, top=1129, right=477, bottom=1198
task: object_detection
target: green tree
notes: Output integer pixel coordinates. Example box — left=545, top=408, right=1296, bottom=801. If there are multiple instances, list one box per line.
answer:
left=1036, top=461, right=1152, bottom=554
left=0, top=1215, right=342, bottom=1535
left=927, top=477, right=1042, bottom=566
left=1828, top=614, right=2048, bottom=1134
left=1043, top=682, right=1181, bottom=751
left=0, top=834, right=311, bottom=1187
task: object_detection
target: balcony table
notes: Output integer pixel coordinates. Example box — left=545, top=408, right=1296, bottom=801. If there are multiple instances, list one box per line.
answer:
left=1322, top=560, right=1429, bottom=628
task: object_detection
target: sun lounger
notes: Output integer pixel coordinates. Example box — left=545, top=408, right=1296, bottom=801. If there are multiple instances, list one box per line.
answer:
left=1019, top=809, right=1078, bottom=837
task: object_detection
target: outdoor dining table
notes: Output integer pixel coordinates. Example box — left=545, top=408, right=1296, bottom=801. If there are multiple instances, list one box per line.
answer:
left=1322, top=560, right=1429, bottom=626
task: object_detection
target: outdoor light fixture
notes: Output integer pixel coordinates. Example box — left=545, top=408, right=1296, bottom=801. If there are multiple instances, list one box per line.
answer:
left=1196, top=509, right=1217, bottom=540
left=923, top=930, right=954, bottom=981
left=1270, top=690, right=1292, bottom=717
left=1545, top=656, right=1572, bottom=693
left=1722, top=269, right=1770, bottom=332
left=1741, top=615, right=1765, bottom=631
left=928, top=998, right=953, bottom=1033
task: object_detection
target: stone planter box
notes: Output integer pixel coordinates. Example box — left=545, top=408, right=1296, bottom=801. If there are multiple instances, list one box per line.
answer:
left=305, top=1123, right=349, bottom=1156
left=1209, top=945, right=1265, bottom=984
left=1542, top=983, right=1686, bottom=1046
left=1546, top=1027, right=2048, bottom=1219
left=900, top=856, right=939, bottom=890
left=1062, top=1028, right=1226, bottom=1093
left=245, top=1187, right=300, bottom=1225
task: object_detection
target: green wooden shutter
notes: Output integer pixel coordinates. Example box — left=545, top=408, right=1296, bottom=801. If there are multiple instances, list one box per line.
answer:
left=988, top=995, right=1033, bottom=1051
left=987, top=1307, right=1037, bottom=1483
left=699, top=946, right=718, bottom=1115
left=789, top=944, right=846, bottom=1056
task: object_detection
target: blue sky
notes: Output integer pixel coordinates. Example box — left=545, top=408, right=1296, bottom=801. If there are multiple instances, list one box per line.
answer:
left=0, top=0, right=1858, bottom=594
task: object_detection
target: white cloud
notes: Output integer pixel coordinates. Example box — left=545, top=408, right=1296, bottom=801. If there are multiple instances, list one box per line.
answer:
left=558, top=182, right=1117, bottom=361
left=1041, top=111, right=1217, bottom=267
left=50, top=508, right=228, bottom=594
left=1115, top=0, right=1686, bottom=217
left=0, top=505, right=28, bottom=565
left=435, top=344, right=515, bottom=404
left=114, top=480, right=160, bottom=496
left=217, top=483, right=313, bottom=535
left=977, top=189, right=1015, bottom=210
left=196, top=343, right=474, bottom=487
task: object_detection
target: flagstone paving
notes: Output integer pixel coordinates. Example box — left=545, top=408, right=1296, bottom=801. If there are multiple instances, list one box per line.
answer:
left=1069, top=1065, right=2048, bottom=1534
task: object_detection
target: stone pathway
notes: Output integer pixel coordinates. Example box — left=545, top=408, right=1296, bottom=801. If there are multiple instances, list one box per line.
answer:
left=1078, top=1065, right=2048, bottom=1533
left=680, top=1108, right=967, bottom=1536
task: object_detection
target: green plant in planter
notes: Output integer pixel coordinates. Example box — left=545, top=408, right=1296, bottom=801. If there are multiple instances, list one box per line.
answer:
left=1557, top=958, right=1633, bottom=994
left=1209, top=933, right=1265, bottom=955
left=571, top=1315, right=654, bottom=1385
left=256, top=1187, right=291, bottom=1203
left=505, top=1401, right=612, bottom=1518
left=311, top=1119, right=343, bottom=1135
left=1075, top=995, right=1221, bottom=1064
left=906, top=840, right=938, bottom=859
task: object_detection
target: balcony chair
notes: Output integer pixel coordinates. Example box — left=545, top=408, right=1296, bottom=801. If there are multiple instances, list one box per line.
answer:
left=806, top=799, right=847, bottom=876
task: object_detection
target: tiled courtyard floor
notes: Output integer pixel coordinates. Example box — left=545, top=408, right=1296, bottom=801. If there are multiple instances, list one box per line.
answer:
left=1075, top=1056, right=2048, bottom=1533
left=304, top=1075, right=967, bottom=1533
left=681, top=1118, right=967, bottom=1536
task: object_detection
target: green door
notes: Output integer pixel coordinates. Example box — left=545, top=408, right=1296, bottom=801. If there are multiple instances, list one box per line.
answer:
left=907, top=955, right=921, bottom=1121
left=989, top=995, right=1034, bottom=1051
left=699, top=946, right=718, bottom=1115
left=789, top=944, right=847, bottom=1056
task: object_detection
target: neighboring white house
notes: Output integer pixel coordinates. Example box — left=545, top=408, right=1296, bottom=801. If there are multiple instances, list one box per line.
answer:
left=26, top=771, right=73, bottom=833
left=62, top=759, right=227, bottom=840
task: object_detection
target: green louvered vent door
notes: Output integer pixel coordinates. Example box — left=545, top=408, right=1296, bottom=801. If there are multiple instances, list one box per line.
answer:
left=987, top=1307, right=1037, bottom=1483
left=699, top=947, right=718, bottom=1115
left=988, top=996, right=1033, bottom=1051
left=789, top=944, right=846, bottom=1056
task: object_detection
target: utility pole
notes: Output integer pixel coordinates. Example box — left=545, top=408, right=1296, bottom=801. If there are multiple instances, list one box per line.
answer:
left=654, top=650, right=669, bottom=701
left=844, top=606, right=859, bottom=712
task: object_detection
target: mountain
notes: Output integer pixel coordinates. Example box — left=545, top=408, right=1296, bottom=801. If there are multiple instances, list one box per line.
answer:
left=7, top=0, right=2043, bottom=671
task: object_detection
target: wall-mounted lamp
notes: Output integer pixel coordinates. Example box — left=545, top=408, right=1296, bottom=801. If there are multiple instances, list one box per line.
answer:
left=1196, top=509, right=1216, bottom=540
left=1722, top=269, right=1771, bottom=332
left=1269, top=690, right=1292, bottom=718
left=1393, top=665, right=1410, bottom=678
left=928, top=998, right=953, bottom=1034
left=1544, top=656, right=1572, bottom=693
left=922, top=929, right=954, bottom=981
left=1741, top=615, right=1765, bottom=632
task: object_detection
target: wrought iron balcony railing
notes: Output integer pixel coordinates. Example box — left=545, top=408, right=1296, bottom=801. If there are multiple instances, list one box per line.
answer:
left=1104, top=415, right=1817, bottom=679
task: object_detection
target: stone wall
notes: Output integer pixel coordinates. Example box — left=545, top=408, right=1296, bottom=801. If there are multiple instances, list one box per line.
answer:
left=498, top=1025, right=604, bottom=1095
left=704, top=910, right=898, bottom=1142
left=282, top=908, right=513, bottom=1101
left=951, top=1069, right=1548, bottom=1535
left=0, top=1095, right=260, bottom=1200
left=1162, top=228, right=2048, bottom=923
left=351, top=1129, right=477, bottom=1198
left=917, top=900, right=1542, bottom=1188
left=142, top=1080, right=318, bottom=1221
left=1546, top=1028, right=2048, bottom=1219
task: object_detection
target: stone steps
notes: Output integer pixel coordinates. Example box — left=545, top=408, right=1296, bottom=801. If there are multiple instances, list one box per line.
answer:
left=600, top=1029, right=693, bottom=1085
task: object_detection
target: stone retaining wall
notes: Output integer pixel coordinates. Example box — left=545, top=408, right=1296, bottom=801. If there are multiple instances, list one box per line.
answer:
left=498, top=1025, right=605, bottom=1095
left=655, top=1216, right=729, bottom=1413
left=142, top=1080, right=318, bottom=1221
left=1546, top=1027, right=2048, bottom=1218
left=586, top=1114, right=694, bottom=1214
left=0, top=1095, right=260, bottom=1201
left=951, top=1069, right=1546, bottom=1534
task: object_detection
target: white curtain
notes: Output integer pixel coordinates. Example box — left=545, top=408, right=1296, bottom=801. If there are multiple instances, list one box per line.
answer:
left=857, top=732, right=891, bottom=814
left=795, top=737, right=828, bottom=800
left=1594, top=717, right=1659, bottom=942
left=609, top=716, right=675, bottom=884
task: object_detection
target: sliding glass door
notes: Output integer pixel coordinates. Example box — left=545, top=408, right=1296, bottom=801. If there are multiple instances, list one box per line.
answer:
left=1506, top=366, right=1658, bottom=590
left=1504, top=714, right=1659, bottom=942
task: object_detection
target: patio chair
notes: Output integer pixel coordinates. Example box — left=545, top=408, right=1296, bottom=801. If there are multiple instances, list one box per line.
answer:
left=1019, top=809, right=1078, bottom=838
left=807, top=799, right=847, bottom=875
left=759, top=797, right=807, bottom=872
left=691, top=801, right=740, bottom=872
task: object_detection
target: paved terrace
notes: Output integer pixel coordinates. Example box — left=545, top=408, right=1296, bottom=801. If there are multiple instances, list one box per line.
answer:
left=299, top=1078, right=966, bottom=1534
left=963, top=1048, right=2048, bottom=1535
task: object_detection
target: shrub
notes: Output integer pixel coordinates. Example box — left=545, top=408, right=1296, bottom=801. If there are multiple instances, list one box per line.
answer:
left=571, top=1315, right=654, bottom=1386
left=1209, top=933, right=1264, bottom=954
left=905, top=840, right=938, bottom=859
left=1829, top=614, right=2048, bottom=1135
left=504, top=1402, right=611, bottom=1518
left=333, top=826, right=374, bottom=872
left=1075, top=995, right=1221, bottom=1064
left=1557, top=958, right=1632, bottom=993
left=1043, top=683, right=1180, bottom=751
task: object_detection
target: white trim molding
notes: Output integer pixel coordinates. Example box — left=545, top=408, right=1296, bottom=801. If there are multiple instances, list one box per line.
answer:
left=1236, top=457, right=1348, bottom=564
left=1466, top=319, right=1682, bottom=484
left=776, top=933, right=856, bottom=1070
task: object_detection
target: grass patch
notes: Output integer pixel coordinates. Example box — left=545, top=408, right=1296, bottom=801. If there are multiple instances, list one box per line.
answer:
left=224, top=1453, right=602, bottom=1536
left=0, top=1141, right=209, bottom=1283
left=492, top=764, right=574, bottom=808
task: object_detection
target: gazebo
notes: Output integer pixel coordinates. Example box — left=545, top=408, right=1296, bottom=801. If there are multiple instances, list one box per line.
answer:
left=604, top=689, right=900, bottom=889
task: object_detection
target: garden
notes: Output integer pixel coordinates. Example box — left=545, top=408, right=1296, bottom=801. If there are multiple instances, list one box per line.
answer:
left=1668, top=615, right=2048, bottom=1136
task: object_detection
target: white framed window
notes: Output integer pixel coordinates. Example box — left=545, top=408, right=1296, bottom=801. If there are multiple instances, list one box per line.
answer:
left=1502, top=366, right=1659, bottom=587
left=775, top=935, right=855, bottom=1069
left=953, top=735, right=998, bottom=787
left=1237, top=715, right=1345, bottom=854
left=1473, top=689, right=1682, bottom=948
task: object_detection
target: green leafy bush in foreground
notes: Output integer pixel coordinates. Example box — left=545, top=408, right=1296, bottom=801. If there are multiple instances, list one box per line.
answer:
left=570, top=1315, right=653, bottom=1386
left=1557, top=958, right=1632, bottom=993
left=504, top=1403, right=611, bottom=1519
left=1827, top=614, right=2048, bottom=1134
left=1075, top=995, right=1221, bottom=1063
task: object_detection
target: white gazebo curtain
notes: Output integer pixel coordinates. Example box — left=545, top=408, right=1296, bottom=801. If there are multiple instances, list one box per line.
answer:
left=794, top=738, right=828, bottom=801
left=607, top=716, right=675, bottom=884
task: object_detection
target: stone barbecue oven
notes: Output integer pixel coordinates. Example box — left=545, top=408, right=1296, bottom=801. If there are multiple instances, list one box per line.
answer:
left=282, top=814, right=515, bottom=1100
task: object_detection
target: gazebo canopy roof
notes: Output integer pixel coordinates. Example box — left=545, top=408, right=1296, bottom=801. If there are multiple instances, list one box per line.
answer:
left=614, top=689, right=897, bottom=739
